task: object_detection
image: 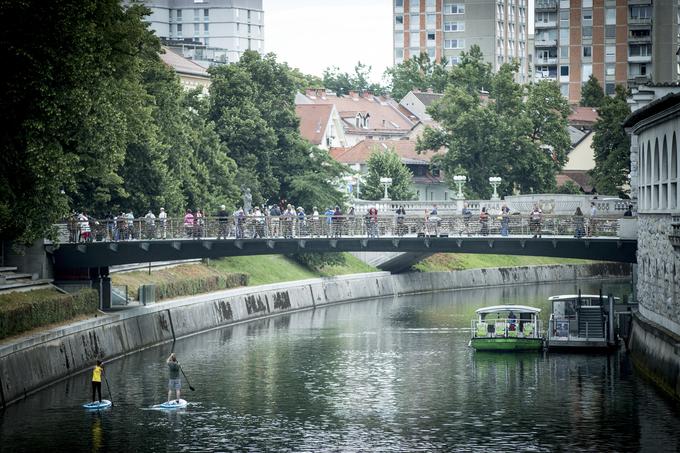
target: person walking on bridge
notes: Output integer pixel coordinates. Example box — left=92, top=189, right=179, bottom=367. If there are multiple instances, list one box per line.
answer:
left=217, top=205, right=229, bottom=239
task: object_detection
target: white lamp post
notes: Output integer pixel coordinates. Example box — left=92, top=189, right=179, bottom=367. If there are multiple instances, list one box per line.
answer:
left=489, top=176, right=502, bottom=200
left=453, top=175, right=467, bottom=199
left=379, top=177, right=393, bottom=200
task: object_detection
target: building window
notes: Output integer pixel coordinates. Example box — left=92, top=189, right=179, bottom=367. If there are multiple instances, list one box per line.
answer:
left=395, top=15, right=404, bottom=27
left=630, top=6, right=651, bottom=20
left=177, top=9, right=182, bottom=21
left=410, top=14, right=420, bottom=30
left=559, top=28, right=569, bottom=44
left=177, top=23, right=182, bottom=37
left=605, top=25, right=616, bottom=39
left=204, top=23, right=209, bottom=33
left=444, top=22, right=464, bottom=31
left=605, top=45, right=616, bottom=62
left=560, top=46, right=569, bottom=58
left=560, top=10, right=569, bottom=28
left=605, top=63, right=615, bottom=76
left=445, top=39, right=465, bottom=49
left=394, top=32, right=404, bottom=46
left=583, top=46, right=592, bottom=58
left=395, top=0, right=404, bottom=12
left=629, top=44, right=651, bottom=57
left=426, top=0, right=435, bottom=12
left=427, top=47, right=435, bottom=58
left=582, top=63, right=592, bottom=81
left=560, top=65, right=569, bottom=76
left=449, top=56, right=460, bottom=65
left=426, top=14, right=436, bottom=26
left=560, top=83, right=569, bottom=97
left=427, top=32, right=435, bottom=42
left=410, top=0, right=420, bottom=12
left=582, top=0, right=592, bottom=8
left=395, top=48, right=404, bottom=59
left=410, top=33, right=420, bottom=47
left=582, top=10, right=593, bottom=26
left=605, top=83, right=615, bottom=95
left=605, top=8, right=615, bottom=25
left=445, top=4, right=465, bottom=14
left=582, top=26, right=592, bottom=38
left=194, top=23, right=199, bottom=35
left=194, top=8, right=200, bottom=21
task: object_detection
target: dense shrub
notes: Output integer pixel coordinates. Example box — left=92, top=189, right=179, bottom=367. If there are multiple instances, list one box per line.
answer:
left=152, top=273, right=248, bottom=301
left=289, top=253, right=346, bottom=272
left=0, top=289, right=98, bottom=339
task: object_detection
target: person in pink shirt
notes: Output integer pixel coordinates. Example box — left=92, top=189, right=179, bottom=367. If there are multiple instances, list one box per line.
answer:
left=183, top=209, right=194, bottom=238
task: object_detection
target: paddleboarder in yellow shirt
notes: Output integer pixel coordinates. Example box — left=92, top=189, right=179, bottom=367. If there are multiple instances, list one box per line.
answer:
left=91, top=360, right=104, bottom=403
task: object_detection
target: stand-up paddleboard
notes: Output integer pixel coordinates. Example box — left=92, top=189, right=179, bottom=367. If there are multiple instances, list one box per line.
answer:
left=153, top=399, right=188, bottom=410
left=83, top=400, right=112, bottom=410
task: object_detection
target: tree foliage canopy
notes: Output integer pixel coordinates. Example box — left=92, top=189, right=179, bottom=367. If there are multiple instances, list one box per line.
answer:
left=362, top=148, right=416, bottom=201
left=417, top=49, right=570, bottom=198
left=590, top=85, right=631, bottom=197
left=580, top=75, right=605, bottom=108
left=384, top=52, right=450, bottom=100
left=322, top=62, right=385, bottom=96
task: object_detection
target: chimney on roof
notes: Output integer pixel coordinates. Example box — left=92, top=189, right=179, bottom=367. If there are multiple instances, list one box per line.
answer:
left=349, top=90, right=359, bottom=99
left=305, top=88, right=317, bottom=99
left=361, top=90, right=373, bottom=98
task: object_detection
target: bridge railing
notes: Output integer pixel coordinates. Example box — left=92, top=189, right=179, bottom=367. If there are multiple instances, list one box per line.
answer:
left=54, top=214, right=623, bottom=244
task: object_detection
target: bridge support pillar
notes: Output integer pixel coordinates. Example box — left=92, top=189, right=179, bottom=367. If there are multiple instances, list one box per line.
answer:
left=89, top=266, right=111, bottom=311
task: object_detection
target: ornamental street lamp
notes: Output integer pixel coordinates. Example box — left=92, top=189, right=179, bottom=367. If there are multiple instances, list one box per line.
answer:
left=453, top=175, right=467, bottom=199
left=379, top=177, right=393, bottom=200
left=489, top=176, right=502, bottom=200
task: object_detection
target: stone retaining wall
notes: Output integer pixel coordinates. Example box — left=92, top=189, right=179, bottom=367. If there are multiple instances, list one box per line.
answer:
left=0, top=263, right=631, bottom=408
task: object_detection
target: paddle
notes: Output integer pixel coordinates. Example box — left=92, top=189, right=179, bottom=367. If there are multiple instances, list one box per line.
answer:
left=103, top=374, right=114, bottom=407
left=180, top=367, right=196, bottom=392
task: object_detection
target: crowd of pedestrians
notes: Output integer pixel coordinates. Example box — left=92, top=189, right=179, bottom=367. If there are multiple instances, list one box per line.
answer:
left=64, top=200, right=623, bottom=243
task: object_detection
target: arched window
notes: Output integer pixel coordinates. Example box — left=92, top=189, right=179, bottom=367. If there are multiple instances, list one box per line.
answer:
left=672, top=132, right=678, bottom=180
left=654, top=138, right=660, bottom=182
left=646, top=140, right=652, bottom=209
left=672, top=132, right=678, bottom=209
left=662, top=135, right=669, bottom=181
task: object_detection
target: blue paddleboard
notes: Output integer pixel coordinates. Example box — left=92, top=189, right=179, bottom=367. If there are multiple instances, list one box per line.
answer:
left=83, top=399, right=112, bottom=410
left=153, top=399, right=188, bottom=410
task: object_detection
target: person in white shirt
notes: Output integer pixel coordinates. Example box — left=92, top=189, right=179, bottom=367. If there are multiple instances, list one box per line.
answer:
left=144, top=210, right=156, bottom=239
left=158, top=207, right=167, bottom=239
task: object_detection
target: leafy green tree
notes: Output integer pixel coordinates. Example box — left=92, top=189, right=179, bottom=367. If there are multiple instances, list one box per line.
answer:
left=322, top=62, right=385, bottom=96
left=580, top=75, right=605, bottom=108
left=418, top=58, right=567, bottom=197
left=0, top=0, right=162, bottom=243
left=210, top=51, right=346, bottom=210
left=556, top=180, right=583, bottom=194
left=384, top=52, right=449, bottom=100
left=590, top=85, right=631, bottom=197
left=361, top=148, right=416, bottom=201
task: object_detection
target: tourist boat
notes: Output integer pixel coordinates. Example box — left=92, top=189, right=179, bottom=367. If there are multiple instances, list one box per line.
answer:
left=469, top=305, right=544, bottom=351
left=546, top=293, right=619, bottom=351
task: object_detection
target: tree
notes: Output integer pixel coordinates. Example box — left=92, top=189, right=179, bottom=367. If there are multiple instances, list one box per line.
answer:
left=418, top=57, right=567, bottom=197
left=590, top=85, right=631, bottom=197
left=361, top=148, right=416, bottom=201
left=0, top=0, right=163, bottom=243
left=322, top=62, right=385, bottom=96
left=210, top=51, right=346, bottom=210
left=556, top=180, right=583, bottom=194
left=580, top=75, right=605, bottom=108
left=384, top=52, right=449, bottom=100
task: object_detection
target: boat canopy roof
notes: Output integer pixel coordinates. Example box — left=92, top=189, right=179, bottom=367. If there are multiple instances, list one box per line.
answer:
left=475, top=305, right=541, bottom=315
left=548, top=295, right=621, bottom=301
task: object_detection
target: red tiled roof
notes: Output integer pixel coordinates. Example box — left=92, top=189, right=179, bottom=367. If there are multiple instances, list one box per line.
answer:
left=568, top=106, right=599, bottom=126
left=159, top=47, right=209, bottom=77
left=330, top=139, right=439, bottom=165
left=557, top=170, right=594, bottom=193
left=299, top=91, right=416, bottom=133
left=295, top=104, right=334, bottom=145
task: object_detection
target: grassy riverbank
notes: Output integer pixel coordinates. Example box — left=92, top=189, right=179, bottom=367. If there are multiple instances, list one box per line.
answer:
left=411, top=254, right=594, bottom=272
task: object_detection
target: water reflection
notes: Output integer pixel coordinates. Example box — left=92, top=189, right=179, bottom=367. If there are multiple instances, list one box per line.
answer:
left=2, top=278, right=679, bottom=452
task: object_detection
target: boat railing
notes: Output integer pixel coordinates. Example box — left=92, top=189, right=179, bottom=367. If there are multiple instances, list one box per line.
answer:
left=548, top=317, right=607, bottom=341
left=471, top=318, right=541, bottom=339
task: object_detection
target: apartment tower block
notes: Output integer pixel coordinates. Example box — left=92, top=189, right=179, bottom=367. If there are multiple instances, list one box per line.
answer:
left=393, top=0, right=530, bottom=83
left=534, top=0, right=680, bottom=104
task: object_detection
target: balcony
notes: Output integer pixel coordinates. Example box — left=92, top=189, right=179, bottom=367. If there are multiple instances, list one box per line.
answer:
left=535, top=39, right=558, bottom=47
left=628, top=34, right=651, bottom=43
left=629, top=17, right=652, bottom=25
left=628, top=54, right=652, bottom=63
left=628, top=0, right=652, bottom=5
left=535, top=57, right=558, bottom=65
left=535, top=20, right=557, bottom=29
left=535, top=0, right=558, bottom=11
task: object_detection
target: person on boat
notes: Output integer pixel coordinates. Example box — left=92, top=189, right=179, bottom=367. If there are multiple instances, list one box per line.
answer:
left=91, top=360, right=104, bottom=403
left=508, top=311, right=517, bottom=331
left=167, top=353, right=182, bottom=403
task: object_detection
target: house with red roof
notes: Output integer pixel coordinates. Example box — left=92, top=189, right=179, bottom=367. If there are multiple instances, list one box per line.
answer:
left=330, top=140, right=449, bottom=202
left=295, top=104, right=346, bottom=150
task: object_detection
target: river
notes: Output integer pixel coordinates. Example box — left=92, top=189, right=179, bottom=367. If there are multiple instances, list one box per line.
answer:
left=1, top=278, right=679, bottom=452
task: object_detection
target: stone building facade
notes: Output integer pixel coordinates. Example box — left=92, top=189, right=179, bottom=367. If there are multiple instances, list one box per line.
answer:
left=624, top=90, right=680, bottom=400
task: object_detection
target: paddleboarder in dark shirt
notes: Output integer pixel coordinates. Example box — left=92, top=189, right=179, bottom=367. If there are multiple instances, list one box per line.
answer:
left=167, top=353, right=181, bottom=403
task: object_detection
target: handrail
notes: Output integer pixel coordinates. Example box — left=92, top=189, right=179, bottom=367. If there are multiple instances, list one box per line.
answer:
left=55, top=214, right=626, bottom=244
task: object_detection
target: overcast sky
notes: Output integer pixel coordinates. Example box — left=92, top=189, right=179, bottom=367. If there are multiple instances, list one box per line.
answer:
left=264, top=0, right=534, bottom=84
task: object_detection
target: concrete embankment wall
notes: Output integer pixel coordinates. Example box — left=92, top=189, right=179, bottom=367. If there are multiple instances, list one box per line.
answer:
left=628, top=313, right=680, bottom=401
left=0, top=262, right=630, bottom=408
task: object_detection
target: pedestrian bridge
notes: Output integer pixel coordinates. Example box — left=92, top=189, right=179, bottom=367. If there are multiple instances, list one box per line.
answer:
left=48, top=214, right=637, bottom=273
